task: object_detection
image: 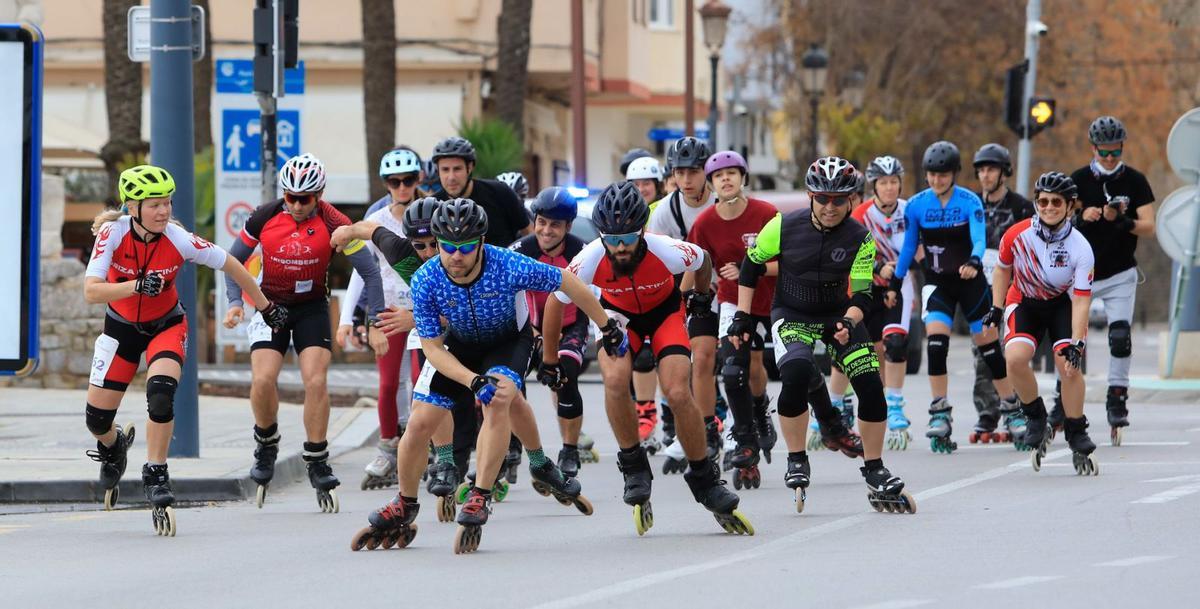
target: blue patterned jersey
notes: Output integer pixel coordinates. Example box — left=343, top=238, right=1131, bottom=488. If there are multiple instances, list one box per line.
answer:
left=895, top=185, right=986, bottom=279
left=411, top=244, right=564, bottom=344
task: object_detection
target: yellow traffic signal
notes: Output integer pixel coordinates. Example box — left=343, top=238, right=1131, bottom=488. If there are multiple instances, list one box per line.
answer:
left=1028, top=97, right=1056, bottom=137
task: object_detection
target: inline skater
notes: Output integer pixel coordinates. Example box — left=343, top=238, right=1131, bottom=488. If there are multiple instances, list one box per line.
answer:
left=734, top=157, right=916, bottom=514
left=224, top=153, right=389, bottom=512
left=87, top=165, right=287, bottom=535
left=351, top=199, right=621, bottom=554
left=625, top=155, right=669, bottom=455
left=687, top=151, right=779, bottom=490
left=888, top=141, right=1019, bottom=454
left=970, top=143, right=1034, bottom=445
left=987, top=172, right=1098, bottom=474
left=543, top=181, right=753, bottom=537
left=1069, top=116, right=1156, bottom=445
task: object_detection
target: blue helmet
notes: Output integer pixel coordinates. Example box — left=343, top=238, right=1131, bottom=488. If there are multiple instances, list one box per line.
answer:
left=379, top=147, right=422, bottom=177
left=530, top=187, right=578, bottom=222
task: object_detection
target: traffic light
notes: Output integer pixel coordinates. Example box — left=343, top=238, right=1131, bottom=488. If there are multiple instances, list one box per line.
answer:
left=1004, top=61, right=1029, bottom=138
left=1027, top=97, right=1056, bottom=138
left=253, top=0, right=299, bottom=94
left=282, top=0, right=299, bottom=69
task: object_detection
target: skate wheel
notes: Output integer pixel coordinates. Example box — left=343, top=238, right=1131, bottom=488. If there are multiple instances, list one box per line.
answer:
left=531, top=480, right=551, bottom=497
left=153, top=507, right=176, bottom=537
left=633, top=502, right=653, bottom=536
left=573, top=495, right=594, bottom=516
left=868, top=494, right=882, bottom=512
left=900, top=490, right=917, bottom=514
left=437, top=496, right=456, bottom=523
left=968, top=432, right=980, bottom=444
left=795, top=488, right=806, bottom=514
left=365, top=532, right=382, bottom=550
left=716, top=510, right=755, bottom=536
left=1111, top=426, right=1123, bottom=447
left=350, top=527, right=374, bottom=551
left=360, top=475, right=370, bottom=491
left=104, top=486, right=118, bottom=511
left=733, top=475, right=743, bottom=490
left=455, top=482, right=470, bottom=504
left=255, top=484, right=267, bottom=509
left=380, top=532, right=399, bottom=550
left=1031, top=450, right=1042, bottom=472
left=400, top=524, right=418, bottom=548
left=1089, top=455, right=1100, bottom=476
left=453, top=525, right=482, bottom=554
left=494, top=481, right=510, bottom=503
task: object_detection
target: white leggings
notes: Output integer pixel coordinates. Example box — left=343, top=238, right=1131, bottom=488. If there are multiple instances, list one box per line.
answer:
left=1090, top=267, right=1138, bottom=387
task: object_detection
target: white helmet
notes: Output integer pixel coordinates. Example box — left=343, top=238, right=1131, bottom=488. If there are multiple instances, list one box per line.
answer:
left=625, top=156, right=663, bottom=182
left=379, top=148, right=422, bottom=177
left=279, top=153, right=327, bottom=193
left=496, top=171, right=529, bottom=198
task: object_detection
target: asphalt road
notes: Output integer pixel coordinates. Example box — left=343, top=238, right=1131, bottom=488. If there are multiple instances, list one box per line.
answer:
left=3, top=365, right=1198, bottom=609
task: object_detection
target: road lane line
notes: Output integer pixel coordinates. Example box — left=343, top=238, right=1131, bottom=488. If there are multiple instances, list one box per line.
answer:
left=973, top=575, right=1063, bottom=590
left=1094, top=555, right=1172, bottom=567
left=1131, top=481, right=1200, bottom=504
left=848, top=600, right=934, bottom=609
left=1119, top=441, right=1189, bottom=446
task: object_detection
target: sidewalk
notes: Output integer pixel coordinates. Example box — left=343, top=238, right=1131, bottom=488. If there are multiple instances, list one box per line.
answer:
left=0, top=388, right=379, bottom=504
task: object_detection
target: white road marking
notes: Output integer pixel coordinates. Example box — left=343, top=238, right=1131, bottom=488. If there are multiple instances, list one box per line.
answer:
left=1094, top=555, right=1172, bottom=567
left=1145, top=474, right=1200, bottom=483
left=973, top=575, right=1064, bottom=590
left=0, top=525, right=30, bottom=534
left=1119, top=441, right=1189, bottom=447
left=848, top=600, right=935, bottom=609
left=1131, top=481, right=1200, bottom=504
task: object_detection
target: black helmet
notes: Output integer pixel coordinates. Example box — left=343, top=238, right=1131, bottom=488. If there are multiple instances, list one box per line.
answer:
left=922, top=141, right=961, bottom=173
left=1088, top=116, right=1126, bottom=145
left=865, top=155, right=904, bottom=182
left=973, top=143, right=1012, bottom=176
left=805, top=156, right=859, bottom=194
left=430, top=198, right=488, bottom=242
left=667, top=136, right=710, bottom=170
left=619, top=148, right=654, bottom=175
left=530, top=187, right=578, bottom=222
left=1033, top=171, right=1078, bottom=200
left=431, top=136, right=477, bottom=163
left=403, top=196, right=440, bottom=239
left=592, top=181, right=649, bottom=234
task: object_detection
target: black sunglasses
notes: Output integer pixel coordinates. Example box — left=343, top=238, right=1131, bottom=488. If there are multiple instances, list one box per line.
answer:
left=385, top=175, right=419, bottom=189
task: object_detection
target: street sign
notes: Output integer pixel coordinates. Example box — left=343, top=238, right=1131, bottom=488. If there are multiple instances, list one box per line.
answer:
left=1156, top=185, right=1200, bottom=266
left=127, top=5, right=206, bottom=63
left=1166, top=107, right=1200, bottom=184
left=648, top=126, right=710, bottom=142
left=220, top=108, right=300, bottom=172
left=215, top=59, right=304, bottom=95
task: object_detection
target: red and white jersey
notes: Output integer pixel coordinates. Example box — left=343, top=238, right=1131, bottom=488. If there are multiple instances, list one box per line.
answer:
left=555, top=233, right=705, bottom=314
left=852, top=198, right=908, bottom=286
left=87, top=216, right=228, bottom=321
left=997, top=218, right=1094, bottom=302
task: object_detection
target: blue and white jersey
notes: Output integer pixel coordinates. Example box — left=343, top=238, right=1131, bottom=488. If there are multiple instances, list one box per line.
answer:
left=895, top=184, right=986, bottom=279
left=410, top=244, right=563, bottom=345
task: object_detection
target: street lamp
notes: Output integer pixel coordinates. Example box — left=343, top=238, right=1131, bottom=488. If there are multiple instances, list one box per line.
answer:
left=699, top=0, right=731, bottom=150
left=800, top=43, right=828, bottom=163
left=842, top=67, right=866, bottom=111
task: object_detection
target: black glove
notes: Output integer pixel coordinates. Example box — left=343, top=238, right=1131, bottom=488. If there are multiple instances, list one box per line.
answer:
left=537, top=361, right=566, bottom=390
left=981, top=305, right=1004, bottom=329
left=726, top=310, right=754, bottom=342
left=684, top=289, right=715, bottom=318
left=133, top=272, right=165, bottom=297
left=599, top=318, right=629, bottom=357
left=824, top=316, right=855, bottom=341
left=887, top=275, right=903, bottom=297
left=1111, top=212, right=1136, bottom=233
left=470, top=375, right=500, bottom=405
left=1059, top=340, right=1086, bottom=370
left=964, top=256, right=983, bottom=273
left=261, top=302, right=289, bottom=331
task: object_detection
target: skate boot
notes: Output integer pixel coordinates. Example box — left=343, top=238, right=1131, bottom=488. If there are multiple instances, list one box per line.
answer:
left=1024, top=398, right=1052, bottom=471
left=969, top=410, right=1000, bottom=444
left=426, top=460, right=460, bottom=523
left=248, top=428, right=279, bottom=508
left=925, top=398, right=957, bottom=454
left=530, top=460, right=594, bottom=515
left=1106, top=386, right=1129, bottom=447
left=141, top=463, right=176, bottom=536
left=660, top=433, right=687, bottom=475
left=807, top=413, right=823, bottom=451
left=617, top=447, right=654, bottom=535
left=304, top=448, right=341, bottom=514
left=455, top=469, right=510, bottom=504
left=86, top=423, right=136, bottom=511
left=885, top=395, right=911, bottom=451
left=361, top=436, right=400, bottom=490
left=453, top=487, right=491, bottom=554
left=1048, top=380, right=1065, bottom=439
left=1000, top=397, right=1029, bottom=450
left=728, top=433, right=762, bottom=491
left=861, top=461, right=916, bottom=514
left=1064, top=416, right=1099, bottom=476
left=503, top=438, right=522, bottom=484
left=636, top=400, right=662, bottom=455
left=753, top=395, right=778, bottom=464
left=578, top=432, right=599, bottom=463
left=784, top=453, right=811, bottom=513
left=352, top=494, right=420, bottom=551
left=714, top=390, right=730, bottom=423
left=705, top=418, right=723, bottom=465
left=557, top=445, right=582, bottom=480
left=838, top=394, right=857, bottom=432
left=814, top=413, right=865, bottom=458
left=721, top=421, right=737, bottom=471
left=683, top=460, right=754, bottom=535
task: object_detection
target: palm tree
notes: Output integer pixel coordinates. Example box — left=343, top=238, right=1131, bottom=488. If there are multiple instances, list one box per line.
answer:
left=100, top=0, right=148, bottom=203
left=494, top=0, right=532, bottom=144
left=361, top=0, right=396, bottom=204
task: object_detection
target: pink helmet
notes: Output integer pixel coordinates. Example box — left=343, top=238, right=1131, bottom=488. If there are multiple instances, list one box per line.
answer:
left=704, top=150, right=748, bottom=181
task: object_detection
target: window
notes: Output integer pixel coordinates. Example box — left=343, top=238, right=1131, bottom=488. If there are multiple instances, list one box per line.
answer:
left=649, top=0, right=674, bottom=29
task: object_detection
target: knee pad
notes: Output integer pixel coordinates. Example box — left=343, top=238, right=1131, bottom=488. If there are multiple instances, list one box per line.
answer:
left=883, top=333, right=908, bottom=363
left=721, top=356, right=747, bottom=388
left=146, top=375, right=178, bottom=424
left=556, top=360, right=583, bottom=420
left=977, top=340, right=1007, bottom=380
left=927, top=334, right=950, bottom=376
left=632, top=344, right=656, bottom=373
left=848, top=375, right=886, bottom=423
left=777, top=359, right=817, bottom=418
left=85, top=403, right=116, bottom=435
left=1108, top=321, right=1132, bottom=358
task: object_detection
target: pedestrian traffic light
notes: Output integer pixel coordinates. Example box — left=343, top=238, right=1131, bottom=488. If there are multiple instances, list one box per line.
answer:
left=1003, top=61, right=1028, bottom=138
left=252, top=0, right=274, bottom=95
left=1027, top=97, right=1056, bottom=138
left=282, top=0, right=298, bottom=69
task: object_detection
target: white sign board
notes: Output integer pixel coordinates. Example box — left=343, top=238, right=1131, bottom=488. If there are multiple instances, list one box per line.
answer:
left=127, top=5, right=206, bottom=63
left=1156, top=185, right=1200, bottom=266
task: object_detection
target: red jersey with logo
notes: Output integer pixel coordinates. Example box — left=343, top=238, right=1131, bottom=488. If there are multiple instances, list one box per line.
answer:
left=87, top=216, right=228, bottom=321
left=239, top=200, right=350, bottom=304
left=555, top=233, right=705, bottom=315
left=998, top=218, right=1095, bottom=303
left=688, top=198, right=777, bottom=316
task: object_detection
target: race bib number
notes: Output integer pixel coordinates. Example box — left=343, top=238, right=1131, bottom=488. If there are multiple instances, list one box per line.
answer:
left=89, top=334, right=119, bottom=387
left=413, top=360, right=437, bottom=395
left=406, top=330, right=422, bottom=350
left=295, top=279, right=313, bottom=294
left=247, top=313, right=273, bottom=344
left=718, top=302, right=736, bottom=337
left=983, top=248, right=1000, bottom=283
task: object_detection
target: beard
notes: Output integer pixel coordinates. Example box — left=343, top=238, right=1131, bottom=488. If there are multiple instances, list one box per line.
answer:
left=606, top=240, right=646, bottom=277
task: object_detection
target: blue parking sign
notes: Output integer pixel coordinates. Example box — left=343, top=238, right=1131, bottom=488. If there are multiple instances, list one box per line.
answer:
left=221, top=109, right=300, bottom=172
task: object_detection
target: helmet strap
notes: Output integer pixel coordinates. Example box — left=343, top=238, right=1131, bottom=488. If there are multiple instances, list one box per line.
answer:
left=129, top=202, right=162, bottom=240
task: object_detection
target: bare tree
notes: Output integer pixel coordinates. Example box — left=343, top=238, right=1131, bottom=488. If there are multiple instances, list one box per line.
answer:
left=193, top=0, right=213, bottom=153
left=100, top=0, right=148, bottom=203
left=361, top=0, right=396, bottom=203
left=494, top=0, right=533, bottom=145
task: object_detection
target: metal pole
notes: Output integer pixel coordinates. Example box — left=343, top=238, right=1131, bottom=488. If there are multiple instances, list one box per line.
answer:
left=570, top=0, right=587, bottom=186
left=809, top=95, right=819, bottom=163
left=707, top=54, right=719, bottom=150
left=1014, top=0, right=1041, bottom=197
left=684, top=0, right=695, bottom=136
left=258, top=94, right=277, bottom=203
left=150, top=0, right=198, bottom=457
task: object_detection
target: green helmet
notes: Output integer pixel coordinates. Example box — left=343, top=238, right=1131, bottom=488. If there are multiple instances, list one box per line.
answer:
left=119, top=165, right=176, bottom=203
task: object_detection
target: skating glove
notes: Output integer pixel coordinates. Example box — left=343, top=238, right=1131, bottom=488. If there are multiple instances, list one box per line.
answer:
left=1058, top=340, right=1086, bottom=370
left=537, top=361, right=566, bottom=390
left=600, top=318, right=630, bottom=358
left=981, top=305, right=1004, bottom=329
left=886, top=275, right=903, bottom=299
left=684, top=289, right=715, bottom=318
left=261, top=302, right=289, bottom=331
left=470, top=375, right=500, bottom=406
left=134, top=271, right=165, bottom=297
left=964, top=256, right=983, bottom=273
left=824, top=316, right=855, bottom=341
left=726, top=310, right=754, bottom=342
left=1110, top=212, right=1136, bottom=233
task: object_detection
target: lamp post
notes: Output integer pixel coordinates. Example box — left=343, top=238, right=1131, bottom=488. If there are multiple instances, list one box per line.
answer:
left=800, top=43, right=828, bottom=164
left=699, top=0, right=731, bottom=150
left=842, top=67, right=866, bottom=112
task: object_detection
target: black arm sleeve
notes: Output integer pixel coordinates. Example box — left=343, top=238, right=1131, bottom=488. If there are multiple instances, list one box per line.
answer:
left=849, top=290, right=873, bottom=315
left=738, top=255, right=767, bottom=288
left=371, top=226, right=416, bottom=268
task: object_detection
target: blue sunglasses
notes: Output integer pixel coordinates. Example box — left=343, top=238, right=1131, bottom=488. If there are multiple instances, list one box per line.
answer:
left=438, top=239, right=481, bottom=255
left=601, top=232, right=640, bottom=247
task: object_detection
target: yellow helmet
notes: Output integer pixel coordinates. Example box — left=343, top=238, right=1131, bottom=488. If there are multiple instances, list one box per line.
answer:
left=118, top=165, right=176, bottom=203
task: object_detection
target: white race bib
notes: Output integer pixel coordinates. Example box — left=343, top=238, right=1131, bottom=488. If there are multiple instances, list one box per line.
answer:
left=89, top=334, right=119, bottom=387
left=247, top=313, right=273, bottom=344
left=295, top=279, right=313, bottom=294
left=983, top=248, right=1001, bottom=283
